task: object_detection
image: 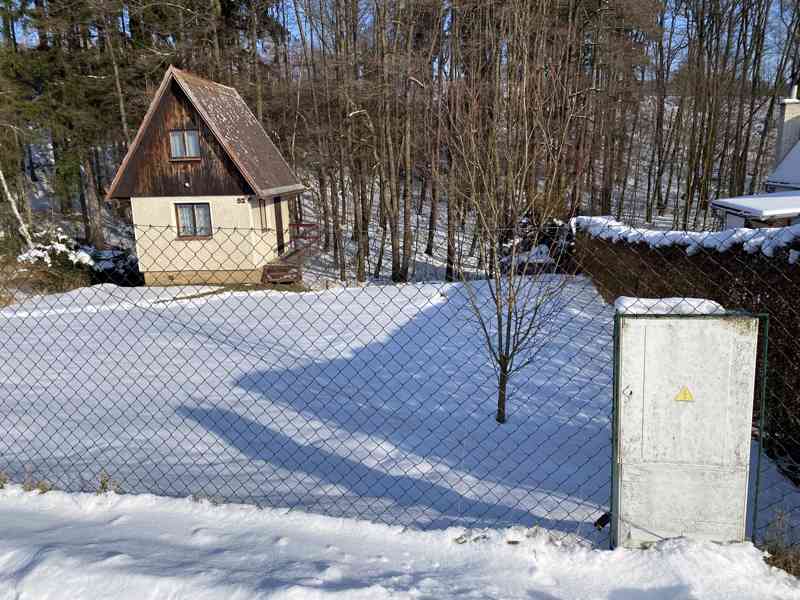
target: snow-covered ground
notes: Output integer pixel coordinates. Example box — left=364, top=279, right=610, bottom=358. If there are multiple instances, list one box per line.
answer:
left=0, top=485, right=797, bottom=600
left=1, top=277, right=797, bottom=545
left=0, top=277, right=612, bottom=539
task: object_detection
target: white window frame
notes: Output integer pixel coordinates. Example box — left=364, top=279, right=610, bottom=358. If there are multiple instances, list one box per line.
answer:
left=169, top=129, right=201, bottom=160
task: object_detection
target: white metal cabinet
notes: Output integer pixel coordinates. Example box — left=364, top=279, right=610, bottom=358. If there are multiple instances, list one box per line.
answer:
left=612, top=314, right=760, bottom=548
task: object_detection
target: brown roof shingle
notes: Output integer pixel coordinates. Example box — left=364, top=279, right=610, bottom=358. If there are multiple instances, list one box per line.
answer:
left=107, top=66, right=304, bottom=200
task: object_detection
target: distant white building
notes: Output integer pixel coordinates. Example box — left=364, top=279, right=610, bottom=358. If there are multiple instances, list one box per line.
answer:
left=711, top=85, right=800, bottom=229
left=766, top=85, right=800, bottom=193
left=711, top=191, right=800, bottom=229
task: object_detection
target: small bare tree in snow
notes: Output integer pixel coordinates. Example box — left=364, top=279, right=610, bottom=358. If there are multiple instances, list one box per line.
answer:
left=446, top=0, right=587, bottom=423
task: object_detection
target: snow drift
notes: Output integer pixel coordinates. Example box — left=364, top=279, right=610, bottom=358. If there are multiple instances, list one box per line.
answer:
left=0, top=485, right=796, bottom=600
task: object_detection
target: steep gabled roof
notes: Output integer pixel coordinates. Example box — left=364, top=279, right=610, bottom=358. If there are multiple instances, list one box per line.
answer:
left=107, top=66, right=305, bottom=199
left=767, top=142, right=800, bottom=190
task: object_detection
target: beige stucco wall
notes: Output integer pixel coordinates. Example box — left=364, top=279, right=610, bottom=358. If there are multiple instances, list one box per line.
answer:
left=132, top=195, right=262, bottom=275
left=250, top=196, right=293, bottom=265
left=251, top=199, right=276, bottom=267
left=131, top=195, right=296, bottom=283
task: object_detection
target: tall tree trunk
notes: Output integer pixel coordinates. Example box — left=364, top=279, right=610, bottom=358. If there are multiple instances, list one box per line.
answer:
left=0, top=164, right=32, bottom=248
left=425, top=173, right=437, bottom=256
left=317, top=169, right=331, bottom=250
left=81, top=150, right=106, bottom=248
left=251, top=0, right=264, bottom=122
left=399, top=14, right=416, bottom=281
left=102, top=10, right=131, bottom=145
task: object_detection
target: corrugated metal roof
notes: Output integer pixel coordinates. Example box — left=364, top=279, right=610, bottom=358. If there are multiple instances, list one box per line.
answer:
left=107, top=66, right=304, bottom=200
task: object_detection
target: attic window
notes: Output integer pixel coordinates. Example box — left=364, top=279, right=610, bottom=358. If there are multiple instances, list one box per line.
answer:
left=170, top=130, right=200, bottom=160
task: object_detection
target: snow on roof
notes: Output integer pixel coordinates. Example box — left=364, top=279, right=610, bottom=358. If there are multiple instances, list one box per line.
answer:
left=710, top=191, right=800, bottom=219
left=614, top=296, right=725, bottom=315
left=767, top=141, right=800, bottom=188
left=571, top=215, right=800, bottom=259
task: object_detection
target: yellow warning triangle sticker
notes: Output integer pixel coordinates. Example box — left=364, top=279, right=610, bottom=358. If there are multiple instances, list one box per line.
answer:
left=674, top=386, right=694, bottom=402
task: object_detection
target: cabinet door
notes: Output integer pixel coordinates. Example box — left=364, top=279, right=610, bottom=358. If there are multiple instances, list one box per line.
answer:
left=613, top=315, right=758, bottom=548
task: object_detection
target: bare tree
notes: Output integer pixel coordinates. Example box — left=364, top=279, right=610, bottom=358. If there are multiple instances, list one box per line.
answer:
left=447, top=0, right=587, bottom=423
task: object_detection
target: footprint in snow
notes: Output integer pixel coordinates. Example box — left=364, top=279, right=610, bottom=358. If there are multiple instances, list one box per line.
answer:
left=189, top=527, right=219, bottom=545
left=98, top=552, right=132, bottom=565
left=528, top=566, right=557, bottom=587
left=320, top=565, right=344, bottom=582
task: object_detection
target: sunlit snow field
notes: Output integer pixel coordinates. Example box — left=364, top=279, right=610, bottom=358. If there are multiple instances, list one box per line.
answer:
left=0, top=277, right=795, bottom=542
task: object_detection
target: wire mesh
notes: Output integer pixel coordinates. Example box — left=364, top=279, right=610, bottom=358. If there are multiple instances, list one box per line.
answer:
left=0, top=216, right=797, bottom=548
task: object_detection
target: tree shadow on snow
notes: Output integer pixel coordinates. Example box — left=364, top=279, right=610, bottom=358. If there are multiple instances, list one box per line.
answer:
left=185, top=279, right=615, bottom=532
left=177, top=404, right=595, bottom=532
left=607, top=585, right=692, bottom=600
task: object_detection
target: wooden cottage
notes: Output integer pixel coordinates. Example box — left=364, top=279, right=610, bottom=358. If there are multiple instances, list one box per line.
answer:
left=107, top=66, right=307, bottom=285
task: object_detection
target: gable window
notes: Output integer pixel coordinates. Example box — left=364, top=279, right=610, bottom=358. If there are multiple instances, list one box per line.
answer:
left=175, top=203, right=212, bottom=238
left=170, top=129, right=200, bottom=159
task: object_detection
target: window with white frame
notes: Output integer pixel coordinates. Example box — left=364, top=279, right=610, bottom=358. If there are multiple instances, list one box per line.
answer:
left=169, top=130, right=201, bottom=159
left=175, top=203, right=212, bottom=238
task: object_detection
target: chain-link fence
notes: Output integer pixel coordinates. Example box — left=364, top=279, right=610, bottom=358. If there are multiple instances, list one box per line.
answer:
left=0, top=217, right=797, bottom=548
left=573, top=216, right=800, bottom=547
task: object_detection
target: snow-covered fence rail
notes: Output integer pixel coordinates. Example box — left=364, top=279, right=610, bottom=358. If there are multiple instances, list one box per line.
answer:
left=573, top=216, right=800, bottom=544
left=571, top=216, right=800, bottom=261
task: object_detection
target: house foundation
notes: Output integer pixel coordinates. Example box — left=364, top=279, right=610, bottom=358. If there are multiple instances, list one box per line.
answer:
left=143, top=269, right=263, bottom=286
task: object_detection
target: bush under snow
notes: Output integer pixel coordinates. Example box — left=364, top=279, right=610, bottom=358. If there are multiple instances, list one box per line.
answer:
left=17, top=228, right=95, bottom=269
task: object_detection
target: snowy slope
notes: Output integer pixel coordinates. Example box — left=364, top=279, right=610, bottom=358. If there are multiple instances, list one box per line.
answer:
left=299, top=190, right=483, bottom=288
left=0, top=485, right=797, bottom=600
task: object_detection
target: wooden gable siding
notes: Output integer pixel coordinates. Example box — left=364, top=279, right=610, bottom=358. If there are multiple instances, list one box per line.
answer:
left=113, top=80, right=253, bottom=198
